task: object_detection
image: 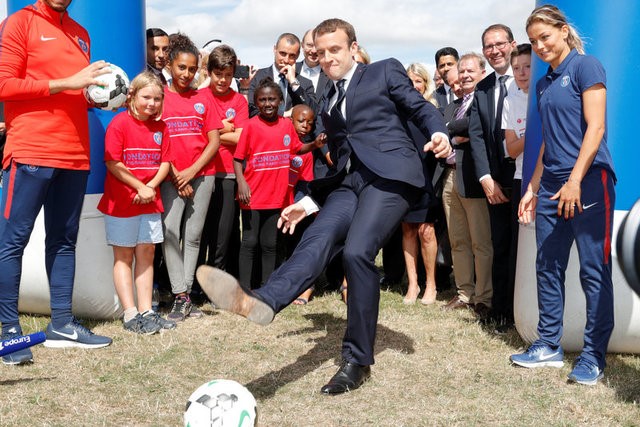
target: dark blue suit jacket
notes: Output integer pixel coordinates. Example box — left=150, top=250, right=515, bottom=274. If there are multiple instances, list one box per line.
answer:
left=468, top=72, right=515, bottom=188
left=309, top=59, right=448, bottom=203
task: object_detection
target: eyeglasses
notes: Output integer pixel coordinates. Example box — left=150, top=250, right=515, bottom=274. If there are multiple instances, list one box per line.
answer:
left=483, top=41, right=509, bottom=52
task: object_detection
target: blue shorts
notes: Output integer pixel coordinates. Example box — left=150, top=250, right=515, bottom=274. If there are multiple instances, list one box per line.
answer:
left=104, top=213, right=163, bottom=247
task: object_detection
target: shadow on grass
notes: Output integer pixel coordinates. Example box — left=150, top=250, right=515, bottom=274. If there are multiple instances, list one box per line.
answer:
left=602, top=354, right=640, bottom=403
left=0, top=376, right=55, bottom=386
left=245, top=312, right=415, bottom=399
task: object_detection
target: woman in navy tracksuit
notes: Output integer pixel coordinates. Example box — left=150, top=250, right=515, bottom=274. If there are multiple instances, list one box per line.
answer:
left=510, top=4, right=616, bottom=386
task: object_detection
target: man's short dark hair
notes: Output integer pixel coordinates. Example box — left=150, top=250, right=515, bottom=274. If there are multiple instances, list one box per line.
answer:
left=511, top=43, right=532, bottom=60
left=276, top=33, right=301, bottom=47
left=207, top=45, right=237, bottom=73
left=146, top=28, right=168, bottom=41
left=481, top=24, right=514, bottom=47
left=313, top=18, right=357, bottom=45
left=435, top=47, right=459, bottom=64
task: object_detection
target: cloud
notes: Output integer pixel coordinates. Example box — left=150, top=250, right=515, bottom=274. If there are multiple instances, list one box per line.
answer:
left=146, top=0, right=534, bottom=70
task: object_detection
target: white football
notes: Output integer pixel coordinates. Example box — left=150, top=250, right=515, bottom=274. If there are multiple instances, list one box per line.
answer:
left=184, top=379, right=257, bottom=427
left=84, top=64, right=130, bottom=111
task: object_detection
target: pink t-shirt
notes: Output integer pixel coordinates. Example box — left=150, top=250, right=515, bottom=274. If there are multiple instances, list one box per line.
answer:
left=162, top=88, right=223, bottom=177
left=98, top=112, right=171, bottom=217
left=203, top=89, right=249, bottom=175
left=234, top=116, right=303, bottom=210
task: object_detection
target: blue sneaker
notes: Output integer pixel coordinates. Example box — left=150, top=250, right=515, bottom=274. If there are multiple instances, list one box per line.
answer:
left=44, top=319, right=112, bottom=349
left=510, top=344, right=564, bottom=368
left=1, top=327, right=34, bottom=365
left=568, top=357, right=603, bottom=386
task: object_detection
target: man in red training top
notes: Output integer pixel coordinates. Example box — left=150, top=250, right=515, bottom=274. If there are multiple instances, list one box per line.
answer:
left=0, top=0, right=113, bottom=365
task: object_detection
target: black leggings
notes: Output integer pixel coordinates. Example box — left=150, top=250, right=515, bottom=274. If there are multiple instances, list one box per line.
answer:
left=239, top=209, right=279, bottom=288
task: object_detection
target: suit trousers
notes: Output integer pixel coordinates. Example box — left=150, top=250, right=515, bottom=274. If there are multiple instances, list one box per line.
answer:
left=489, top=195, right=513, bottom=316
left=441, top=168, right=493, bottom=305
left=255, top=165, right=417, bottom=366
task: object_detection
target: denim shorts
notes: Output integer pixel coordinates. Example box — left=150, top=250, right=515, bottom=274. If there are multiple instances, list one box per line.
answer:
left=104, top=213, right=163, bottom=247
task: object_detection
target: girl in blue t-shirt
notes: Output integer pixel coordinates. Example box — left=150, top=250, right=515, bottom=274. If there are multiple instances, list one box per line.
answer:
left=510, top=5, right=616, bottom=386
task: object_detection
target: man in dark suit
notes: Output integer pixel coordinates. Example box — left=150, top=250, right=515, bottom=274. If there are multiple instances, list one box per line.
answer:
left=197, top=18, right=450, bottom=395
left=468, top=24, right=517, bottom=325
left=296, top=29, right=333, bottom=178
left=146, top=28, right=169, bottom=84
left=437, top=53, right=494, bottom=317
left=247, top=33, right=317, bottom=118
left=434, top=47, right=459, bottom=111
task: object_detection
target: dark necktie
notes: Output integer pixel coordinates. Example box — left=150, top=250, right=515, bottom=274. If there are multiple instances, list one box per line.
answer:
left=495, top=75, right=509, bottom=138
left=278, top=73, right=288, bottom=116
left=331, top=79, right=346, bottom=119
left=496, top=76, right=509, bottom=130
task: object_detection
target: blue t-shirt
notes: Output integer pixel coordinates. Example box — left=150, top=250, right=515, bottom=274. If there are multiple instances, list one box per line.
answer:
left=536, top=49, right=615, bottom=182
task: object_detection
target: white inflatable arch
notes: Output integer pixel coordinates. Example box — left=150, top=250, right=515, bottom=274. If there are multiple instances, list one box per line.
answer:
left=514, top=211, right=640, bottom=353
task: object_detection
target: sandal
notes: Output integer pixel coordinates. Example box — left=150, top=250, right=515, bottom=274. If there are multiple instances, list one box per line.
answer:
left=293, top=297, right=308, bottom=305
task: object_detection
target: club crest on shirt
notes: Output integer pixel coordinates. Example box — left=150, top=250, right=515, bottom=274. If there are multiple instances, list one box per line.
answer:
left=194, top=103, right=205, bottom=114
left=153, top=132, right=163, bottom=145
left=283, top=134, right=291, bottom=146
left=291, top=156, right=303, bottom=168
left=77, top=37, right=88, bottom=53
left=561, top=75, right=570, bottom=87
left=226, top=108, right=236, bottom=119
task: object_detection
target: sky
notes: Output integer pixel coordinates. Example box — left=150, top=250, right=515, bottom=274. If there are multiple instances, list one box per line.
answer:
left=0, top=0, right=535, bottom=73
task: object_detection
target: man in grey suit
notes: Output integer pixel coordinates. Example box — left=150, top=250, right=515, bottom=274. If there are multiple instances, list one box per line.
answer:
left=247, top=33, right=317, bottom=117
left=439, top=53, right=493, bottom=317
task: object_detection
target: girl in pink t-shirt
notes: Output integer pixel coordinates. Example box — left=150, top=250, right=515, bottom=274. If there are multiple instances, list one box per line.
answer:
left=98, top=71, right=174, bottom=334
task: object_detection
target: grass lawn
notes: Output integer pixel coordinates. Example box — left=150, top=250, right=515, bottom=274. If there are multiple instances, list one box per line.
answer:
left=2, top=284, right=640, bottom=426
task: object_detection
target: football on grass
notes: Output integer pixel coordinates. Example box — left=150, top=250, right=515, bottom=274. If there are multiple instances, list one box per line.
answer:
left=84, top=64, right=130, bottom=111
left=184, top=379, right=257, bottom=427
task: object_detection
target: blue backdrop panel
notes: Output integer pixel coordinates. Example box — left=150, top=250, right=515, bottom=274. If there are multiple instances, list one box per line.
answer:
left=6, top=0, right=146, bottom=194
left=523, top=0, right=639, bottom=210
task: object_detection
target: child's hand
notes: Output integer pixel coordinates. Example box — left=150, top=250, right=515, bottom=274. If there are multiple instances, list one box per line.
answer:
left=172, top=168, right=196, bottom=190
left=325, top=151, right=334, bottom=167
left=178, top=184, right=194, bottom=198
left=313, top=133, right=327, bottom=148
left=135, top=185, right=155, bottom=204
left=220, top=118, right=235, bottom=134
left=237, top=180, right=251, bottom=205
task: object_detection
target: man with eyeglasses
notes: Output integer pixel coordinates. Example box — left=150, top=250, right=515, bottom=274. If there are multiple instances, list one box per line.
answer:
left=468, top=24, right=517, bottom=329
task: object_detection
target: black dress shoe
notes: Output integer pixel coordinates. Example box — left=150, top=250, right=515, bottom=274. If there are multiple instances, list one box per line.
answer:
left=320, top=360, right=371, bottom=395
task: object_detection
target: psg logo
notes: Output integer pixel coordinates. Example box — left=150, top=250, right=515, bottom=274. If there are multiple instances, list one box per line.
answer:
left=153, top=132, right=163, bottom=145
left=194, top=103, right=205, bottom=114
left=561, top=75, right=570, bottom=87
left=77, top=37, right=88, bottom=53
left=226, top=108, right=236, bottom=119
left=283, top=134, right=291, bottom=146
left=291, top=156, right=303, bottom=168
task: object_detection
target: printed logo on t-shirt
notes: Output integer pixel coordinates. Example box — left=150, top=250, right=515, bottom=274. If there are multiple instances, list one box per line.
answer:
left=517, top=118, right=522, bottom=124
left=153, top=132, right=163, bottom=145
left=291, top=156, right=303, bottom=168
left=283, top=134, right=291, bottom=147
left=194, top=103, right=205, bottom=114
left=77, top=38, right=88, bottom=53
left=226, top=108, right=236, bottom=119
left=561, top=75, right=570, bottom=87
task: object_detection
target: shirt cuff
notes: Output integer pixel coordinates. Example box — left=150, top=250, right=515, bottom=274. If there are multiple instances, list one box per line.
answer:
left=298, top=195, right=319, bottom=216
left=479, top=174, right=491, bottom=183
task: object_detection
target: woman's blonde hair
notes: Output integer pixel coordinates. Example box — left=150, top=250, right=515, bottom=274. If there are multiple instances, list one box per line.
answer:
left=127, top=71, right=164, bottom=121
left=406, top=62, right=438, bottom=107
left=526, top=4, right=585, bottom=54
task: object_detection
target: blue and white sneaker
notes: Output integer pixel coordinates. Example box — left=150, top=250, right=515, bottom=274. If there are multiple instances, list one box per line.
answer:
left=44, top=319, right=112, bottom=349
left=1, top=327, right=34, bottom=365
left=510, top=344, right=564, bottom=368
left=568, top=357, right=603, bottom=386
